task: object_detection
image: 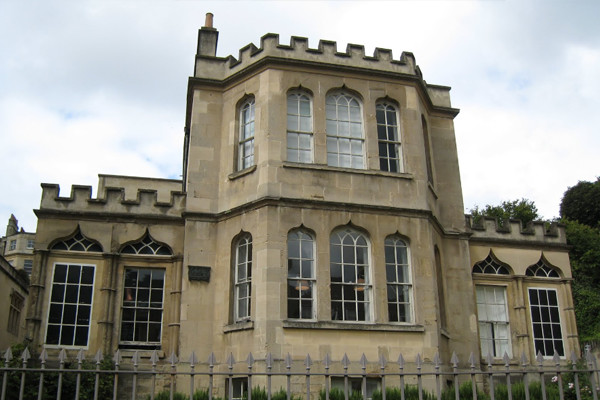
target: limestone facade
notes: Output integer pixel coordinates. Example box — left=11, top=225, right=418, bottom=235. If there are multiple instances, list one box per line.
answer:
left=24, top=15, right=578, bottom=388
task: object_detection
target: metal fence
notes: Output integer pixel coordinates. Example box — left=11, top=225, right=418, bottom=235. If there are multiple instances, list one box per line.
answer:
left=1, top=347, right=599, bottom=400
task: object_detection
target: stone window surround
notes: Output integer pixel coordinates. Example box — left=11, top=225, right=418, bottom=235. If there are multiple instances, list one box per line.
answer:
left=225, top=225, right=424, bottom=333
left=229, top=86, right=421, bottom=176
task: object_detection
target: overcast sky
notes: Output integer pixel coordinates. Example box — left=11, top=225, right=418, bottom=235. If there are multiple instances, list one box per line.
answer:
left=1, top=0, right=598, bottom=232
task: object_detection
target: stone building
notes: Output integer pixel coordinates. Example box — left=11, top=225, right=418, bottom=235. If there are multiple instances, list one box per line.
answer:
left=0, top=254, right=29, bottom=347
left=24, top=14, right=578, bottom=395
left=1, top=215, right=35, bottom=275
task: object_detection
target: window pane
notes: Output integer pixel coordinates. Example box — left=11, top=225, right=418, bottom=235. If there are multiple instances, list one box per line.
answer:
left=287, top=230, right=314, bottom=319
left=331, top=229, right=370, bottom=321
left=528, top=288, right=563, bottom=356
left=476, top=286, right=510, bottom=357
left=326, top=93, right=364, bottom=169
left=120, top=268, right=165, bottom=345
left=46, top=264, right=95, bottom=347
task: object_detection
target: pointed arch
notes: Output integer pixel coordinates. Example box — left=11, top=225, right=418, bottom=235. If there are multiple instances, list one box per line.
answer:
left=472, top=251, right=512, bottom=275
left=526, top=255, right=561, bottom=278
left=50, top=226, right=102, bottom=252
left=120, top=230, right=172, bottom=256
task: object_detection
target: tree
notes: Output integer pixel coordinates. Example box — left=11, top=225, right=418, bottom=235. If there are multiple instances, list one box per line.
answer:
left=560, top=177, right=600, bottom=229
left=469, top=198, right=540, bottom=228
left=560, top=180, right=600, bottom=342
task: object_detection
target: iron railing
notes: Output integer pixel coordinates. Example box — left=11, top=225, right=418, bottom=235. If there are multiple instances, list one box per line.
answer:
left=1, top=347, right=598, bottom=400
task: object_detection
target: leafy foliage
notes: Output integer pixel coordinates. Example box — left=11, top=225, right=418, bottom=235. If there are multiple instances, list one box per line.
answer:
left=470, top=198, right=540, bottom=228
left=560, top=178, right=600, bottom=229
left=560, top=192, right=600, bottom=342
left=320, top=387, right=364, bottom=400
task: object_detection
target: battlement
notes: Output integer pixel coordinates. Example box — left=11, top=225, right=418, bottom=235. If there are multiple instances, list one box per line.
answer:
left=194, top=31, right=452, bottom=107
left=38, top=183, right=185, bottom=219
left=465, top=215, right=567, bottom=244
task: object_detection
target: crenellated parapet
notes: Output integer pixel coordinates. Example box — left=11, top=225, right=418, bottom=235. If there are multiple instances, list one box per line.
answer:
left=194, top=31, right=453, bottom=108
left=465, top=214, right=567, bottom=245
left=38, top=183, right=185, bottom=220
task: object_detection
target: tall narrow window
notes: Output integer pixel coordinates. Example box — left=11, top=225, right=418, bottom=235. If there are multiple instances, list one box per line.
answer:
left=8, top=291, right=25, bottom=336
left=385, top=236, right=412, bottom=322
left=287, top=91, right=313, bottom=163
left=421, top=116, right=434, bottom=184
left=234, top=234, right=252, bottom=322
left=529, top=288, right=564, bottom=356
left=238, top=98, right=255, bottom=170
left=376, top=102, right=402, bottom=172
left=434, top=247, right=447, bottom=329
left=120, top=268, right=165, bottom=347
left=23, top=259, right=33, bottom=275
left=326, top=92, right=364, bottom=169
left=287, top=230, right=315, bottom=319
left=330, top=228, right=370, bottom=321
left=476, top=285, right=511, bottom=358
left=46, top=263, right=95, bottom=346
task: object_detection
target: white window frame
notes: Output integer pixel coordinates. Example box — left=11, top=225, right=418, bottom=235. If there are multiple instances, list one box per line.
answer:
left=476, top=285, right=512, bottom=358
left=528, top=287, right=564, bottom=357
left=119, top=267, right=165, bottom=347
left=45, top=263, right=96, bottom=348
left=330, top=228, right=371, bottom=322
left=238, top=98, right=255, bottom=170
left=376, top=102, right=402, bottom=173
left=26, top=239, right=35, bottom=249
left=384, top=236, right=413, bottom=323
left=287, top=229, right=316, bottom=320
left=234, top=234, right=252, bottom=322
left=287, top=91, right=313, bottom=163
left=326, top=92, right=365, bottom=169
left=9, top=240, right=16, bottom=251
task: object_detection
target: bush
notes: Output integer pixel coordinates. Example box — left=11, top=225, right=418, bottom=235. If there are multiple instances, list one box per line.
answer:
left=0, top=342, right=114, bottom=400
left=320, top=387, right=363, bottom=400
left=372, top=385, right=436, bottom=400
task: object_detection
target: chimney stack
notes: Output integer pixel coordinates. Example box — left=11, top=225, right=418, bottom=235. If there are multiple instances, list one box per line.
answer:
left=197, top=12, right=218, bottom=57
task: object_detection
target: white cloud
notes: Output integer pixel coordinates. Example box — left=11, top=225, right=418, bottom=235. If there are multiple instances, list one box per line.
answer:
left=0, top=0, right=599, bottom=231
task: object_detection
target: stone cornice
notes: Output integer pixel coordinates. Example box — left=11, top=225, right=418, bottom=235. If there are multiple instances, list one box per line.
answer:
left=183, top=196, right=470, bottom=240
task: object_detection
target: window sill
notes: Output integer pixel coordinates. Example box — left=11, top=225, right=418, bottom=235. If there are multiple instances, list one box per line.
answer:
left=118, top=343, right=162, bottom=351
left=282, top=320, right=425, bottom=332
left=117, top=349, right=166, bottom=359
left=282, top=162, right=414, bottom=180
left=224, top=320, right=254, bottom=333
left=229, top=165, right=257, bottom=180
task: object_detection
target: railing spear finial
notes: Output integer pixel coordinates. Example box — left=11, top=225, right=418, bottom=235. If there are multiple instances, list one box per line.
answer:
left=451, top=352, right=459, bottom=368
left=3, top=347, right=13, bottom=363
left=397, top=353, right=405, bottom=370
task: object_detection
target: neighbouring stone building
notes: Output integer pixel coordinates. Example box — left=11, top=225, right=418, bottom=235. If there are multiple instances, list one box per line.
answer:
left=23, top=14, right=578, bottom=396
left=1, top=215, right=35, bottom=276
left=0, top=254, right=29, bottom=348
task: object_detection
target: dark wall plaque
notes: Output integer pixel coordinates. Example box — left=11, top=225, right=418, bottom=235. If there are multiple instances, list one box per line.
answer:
left=188, top=266, right=211, bottom=282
